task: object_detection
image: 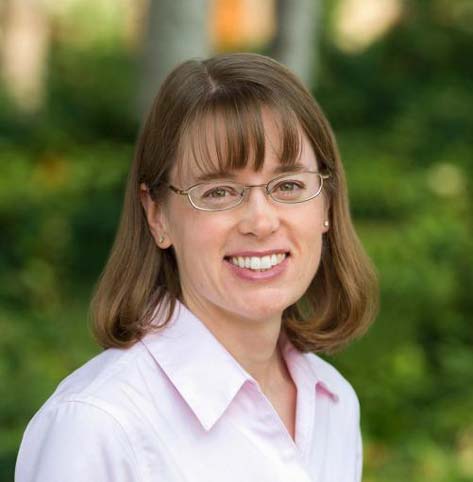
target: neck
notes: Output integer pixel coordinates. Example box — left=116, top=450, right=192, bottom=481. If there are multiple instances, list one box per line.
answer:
left=183, top=298, right=290, bottom=394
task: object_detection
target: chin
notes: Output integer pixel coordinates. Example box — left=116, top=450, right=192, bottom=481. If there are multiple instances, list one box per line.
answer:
left=234, top=298, right=294, bottom=323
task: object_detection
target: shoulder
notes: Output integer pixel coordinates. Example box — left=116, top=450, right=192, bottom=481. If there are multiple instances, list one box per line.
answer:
left=42, top=340, right=150, bottom=409
left=28, top=342, right=151, bottom=427
left=26, top=339, right=160, bottom=429
left=16, top=342, right=153, bottom=481
left=303, top=353, right=363, bottom=480
left=16, top=398, right=140, bottom=481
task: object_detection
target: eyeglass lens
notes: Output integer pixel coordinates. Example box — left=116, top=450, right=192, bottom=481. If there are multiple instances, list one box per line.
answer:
left=189, top=172, right=323, bottom=211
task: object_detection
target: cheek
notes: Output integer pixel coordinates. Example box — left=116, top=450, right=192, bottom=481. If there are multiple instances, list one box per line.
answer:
left=293, top=203, right=325, bottom=238
left=292, top=207, right=325, bottom=265
left=304, top=232, right=323, bottom=271
left=171, top=214, right=227, bottom=272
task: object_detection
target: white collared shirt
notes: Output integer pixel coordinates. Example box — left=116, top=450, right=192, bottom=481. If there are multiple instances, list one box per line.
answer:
left=16, top=299, right=362, bottom=481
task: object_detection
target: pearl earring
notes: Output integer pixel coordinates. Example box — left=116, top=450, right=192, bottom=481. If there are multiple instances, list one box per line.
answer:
left=158, top=234, right=165, bottom=243
left=323, top=220, right=329, bottom=227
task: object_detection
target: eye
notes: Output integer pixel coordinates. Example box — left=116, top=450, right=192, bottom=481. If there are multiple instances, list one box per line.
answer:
left=273, top=181, right=305, bottom=192
left=202, top=186, right=240, bottom=199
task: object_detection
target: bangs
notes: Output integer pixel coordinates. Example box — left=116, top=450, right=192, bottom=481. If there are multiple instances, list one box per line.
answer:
left=175, top=94, right=304, bottom=184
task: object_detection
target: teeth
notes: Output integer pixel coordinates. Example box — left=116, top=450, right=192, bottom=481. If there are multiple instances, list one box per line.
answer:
left=229, top=253, right=287, bottom=270
left=250, top=257, right=261, bottom=269
left=260, top=256, right=271, bottom=269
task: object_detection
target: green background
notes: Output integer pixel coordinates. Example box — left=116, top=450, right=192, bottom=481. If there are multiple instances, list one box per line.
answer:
left=1, top=1, right=472, bottom=480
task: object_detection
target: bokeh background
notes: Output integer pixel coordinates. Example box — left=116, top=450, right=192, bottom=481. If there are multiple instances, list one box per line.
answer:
left=1, top=0, right=472, bottom=480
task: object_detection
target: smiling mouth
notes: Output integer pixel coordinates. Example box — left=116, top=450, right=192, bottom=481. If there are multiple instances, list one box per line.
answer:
left=224, top=252, right=290, bottom=271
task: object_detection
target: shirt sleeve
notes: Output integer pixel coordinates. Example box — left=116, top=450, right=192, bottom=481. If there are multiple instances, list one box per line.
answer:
left=15, top=400, right=141, bottom=482
left=355, top=423, right=363, bottom=482
left=353, top=392, right=363, bottom=482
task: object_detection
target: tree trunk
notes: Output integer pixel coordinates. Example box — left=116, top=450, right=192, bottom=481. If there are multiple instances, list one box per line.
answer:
left=137, top=0, right=210, bottom=119
left=270, top=0, right=321, bottom=89
left=0, top=0, right=49, bottom=112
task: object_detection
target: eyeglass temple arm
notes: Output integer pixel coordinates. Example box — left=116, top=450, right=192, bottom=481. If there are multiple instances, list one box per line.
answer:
left=168, top=185, right=188, bottom=196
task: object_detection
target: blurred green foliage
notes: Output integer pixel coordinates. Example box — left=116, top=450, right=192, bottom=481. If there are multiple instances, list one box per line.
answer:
left=1, top=1, right=472, bottom=481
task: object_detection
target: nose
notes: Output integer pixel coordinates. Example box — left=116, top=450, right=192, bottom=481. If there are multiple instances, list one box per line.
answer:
left=237, top=186, right=280, bottom=238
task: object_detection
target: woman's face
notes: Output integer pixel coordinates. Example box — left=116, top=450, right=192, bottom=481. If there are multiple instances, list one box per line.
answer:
left=142, top=113, right=329, bottom=327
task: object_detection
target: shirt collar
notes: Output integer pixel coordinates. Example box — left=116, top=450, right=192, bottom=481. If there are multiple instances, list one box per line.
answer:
left=278, top=330, right=340, bottom=403
left=140, top=298, right=339, bottom=431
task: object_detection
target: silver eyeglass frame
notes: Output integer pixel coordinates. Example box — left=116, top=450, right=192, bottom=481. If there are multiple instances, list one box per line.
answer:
left=160, top=170, right=331, bottom=212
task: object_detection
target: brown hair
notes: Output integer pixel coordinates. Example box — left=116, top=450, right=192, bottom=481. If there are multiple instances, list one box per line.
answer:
left=90, top=52, right=378, bottom=354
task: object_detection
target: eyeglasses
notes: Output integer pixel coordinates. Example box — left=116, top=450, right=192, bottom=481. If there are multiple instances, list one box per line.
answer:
left=158, top=170, right=330, bottom=212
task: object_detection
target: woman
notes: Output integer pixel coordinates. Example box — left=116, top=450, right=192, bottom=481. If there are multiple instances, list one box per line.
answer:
left=16, top=52, right=378, bottom=481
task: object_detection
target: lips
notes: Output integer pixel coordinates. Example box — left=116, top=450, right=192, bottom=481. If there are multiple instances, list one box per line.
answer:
left=224, top=249, right=290, bottom=258
left=227, top=252, right=288, bottom=270
left=223, top=251, right=291, bottom=269
left=223, top=251, right=290, bottom=280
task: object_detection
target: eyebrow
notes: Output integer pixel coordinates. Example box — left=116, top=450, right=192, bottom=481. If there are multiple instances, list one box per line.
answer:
left=194, top=162, right=308, bottom=183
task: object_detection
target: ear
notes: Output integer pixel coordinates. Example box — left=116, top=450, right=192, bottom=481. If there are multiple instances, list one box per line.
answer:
left=140, top=183, right=172, bottom=249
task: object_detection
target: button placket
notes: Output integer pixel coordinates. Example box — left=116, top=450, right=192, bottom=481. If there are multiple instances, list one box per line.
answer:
left=295, top=380, right=316, bottom=465
left=254, top=384, right=301, bottom=458
left=238, top=380, right=314, bottom=481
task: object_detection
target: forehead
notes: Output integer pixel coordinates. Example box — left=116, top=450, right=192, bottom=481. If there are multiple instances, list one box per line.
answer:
left=172, top=106, right=317, bottom=185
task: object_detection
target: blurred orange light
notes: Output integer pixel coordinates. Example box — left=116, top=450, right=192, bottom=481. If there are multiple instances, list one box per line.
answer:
left=210, top=0, right=275, bottom=50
